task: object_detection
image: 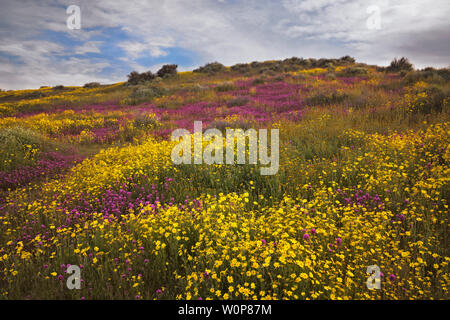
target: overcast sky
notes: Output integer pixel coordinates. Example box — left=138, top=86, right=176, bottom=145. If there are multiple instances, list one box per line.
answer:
left=0, top=0, right=449, bottom=90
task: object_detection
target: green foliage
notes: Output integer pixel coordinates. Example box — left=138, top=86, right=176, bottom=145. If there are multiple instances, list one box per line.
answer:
left=156, top=64, right=178, bottom=78
left=305, top=90, right=350, bottom=106
left=386, top=57, right=414, bottom=73
left=339, top=55, right=356, bottom=64
left=122, top=85, right=167, bottom=105
left=0, top=127, right=56, bottom=171
left=193, top=62, right=227, bottom=74
left=127, top=71, right=156, bottom=85
left=337, top=67, right=368, bottom=77
left=215, top=81, right=235, bottom=92
left=404, top=68, right=450, bottom=85
left=230, top=63, right=252, bottom=73
left=83, top=82, right=101, bottom=88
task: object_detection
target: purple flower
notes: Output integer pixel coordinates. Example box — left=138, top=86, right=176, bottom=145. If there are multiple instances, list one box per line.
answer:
left=303, top=233, right=310, bottom=241
left=261, top=239, right=267, bottom=245
left=389, top=274, right=396, bottom=281
left=310, top=228, right=317, bottom=235
left=336, top=237, right=342, bottom=247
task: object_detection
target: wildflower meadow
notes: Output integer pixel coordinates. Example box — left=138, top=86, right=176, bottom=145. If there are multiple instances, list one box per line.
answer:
left=0, top=58, right=449, bottom=300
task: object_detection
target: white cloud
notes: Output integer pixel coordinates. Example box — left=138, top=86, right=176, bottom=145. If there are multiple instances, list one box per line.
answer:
left=74, top=41, right=103, bottom=55
left=0, top=0, right=449, bottom=89
left=118, top=40, right=170, bottom=59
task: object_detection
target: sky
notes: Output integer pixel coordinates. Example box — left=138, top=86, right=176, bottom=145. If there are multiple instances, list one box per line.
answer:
left=0, top=0, right=449, bottom=90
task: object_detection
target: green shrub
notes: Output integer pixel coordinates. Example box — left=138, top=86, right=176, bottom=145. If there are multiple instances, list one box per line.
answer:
left=156, top=64, right=178, bottom=78
left=133, top=113, right=161, bottom=130
left=283, top=57, right=305, bottom=66
left=215, top=81, right=235, bottom=92
left=206, top=119, right=253, bottom=132
left=230, top=63, right=251, bottom=73
left=305, top=91, right=349, bottom=106
left=406, top=84, right=449, bottom=114
left=339, top=55, right=356, bottom=64
left=83, top=82, right=101, bottom=88
left=193, top=62, right=227, bottom=74
left=386, top=57, right=413, bottom=73
left=127, top=71, right=156, bottom=85
left=122, top=86, right=167, bottom=105
left=337, top=67, right=368, bottom=77
left=0, top=127, right=56, bottom=171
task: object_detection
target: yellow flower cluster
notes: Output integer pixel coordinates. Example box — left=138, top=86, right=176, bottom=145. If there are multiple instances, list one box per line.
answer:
left=0, top=122, right=448, bottom=299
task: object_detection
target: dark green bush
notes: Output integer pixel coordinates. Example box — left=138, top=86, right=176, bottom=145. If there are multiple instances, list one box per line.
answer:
left=83, top=82, right=101, bottom=88
left=386, top=57, right=413, bottom=73
left=0, top=127, right=57, bottom=172
left=127, top=71, right=156, bottom=85
left=337, top=67, right=368, bottom=77
left=156, top=64, right=178, bottom=78
left=339, top=55, right=356, bottom=64
left=305, top=91, right=349, bottom=106
left=404, top=68, right=450, bottom=84
left=193, top=62, right=227, bottom=74
left=230, top=63, right=252, bottom=73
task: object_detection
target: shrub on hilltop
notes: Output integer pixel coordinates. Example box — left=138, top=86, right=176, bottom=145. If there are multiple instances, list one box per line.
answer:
left=339, top=55, right=356, bottom=64
left=386, top=57, right=414, bottom=73
left=156, top=64, right=178, bottom=78
left=127, top=71, right=156, bottom=85
left=193, top=62, right=227, bottom=74
left=83, top=82, right=101, bottom=88
left=337, top=66, right=368, bottom=77
left=230, top=63, right=252, bottom=74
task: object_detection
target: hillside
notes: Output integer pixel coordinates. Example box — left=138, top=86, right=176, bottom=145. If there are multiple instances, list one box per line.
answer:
left=0, top=57, right=449, bottom=300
